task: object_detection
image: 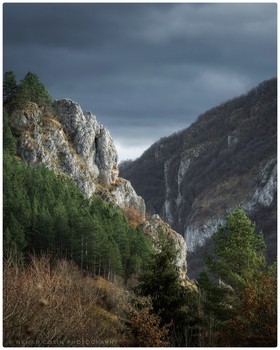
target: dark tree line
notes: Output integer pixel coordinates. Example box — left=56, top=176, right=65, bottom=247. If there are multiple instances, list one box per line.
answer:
left=4, top=71, right=52, bottom=112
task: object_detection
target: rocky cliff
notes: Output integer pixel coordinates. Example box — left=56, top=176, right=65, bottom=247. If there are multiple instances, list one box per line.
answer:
left=10, top=98, right=187, bottom=274
left=120, top=78, right=277, bottom=278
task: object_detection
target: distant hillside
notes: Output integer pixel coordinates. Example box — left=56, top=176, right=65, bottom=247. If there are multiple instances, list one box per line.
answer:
left=120, top=78, right=277, bottom=278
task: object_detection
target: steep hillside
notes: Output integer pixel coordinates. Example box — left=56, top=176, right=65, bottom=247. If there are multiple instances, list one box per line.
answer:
left=5, top=89, right=186, bottom=274
left=120, top=78, right=277, bottom=277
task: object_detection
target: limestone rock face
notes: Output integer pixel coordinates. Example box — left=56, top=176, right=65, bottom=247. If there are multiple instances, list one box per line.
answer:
left=142, top=214, right=187, bottom=278
left=54, top=99, right=118, bottom=186
left=11, top=99, right=133, bottom=206
left=11, top=98, right=188, bottom=278
left=110, top=178, right=146, bottom=219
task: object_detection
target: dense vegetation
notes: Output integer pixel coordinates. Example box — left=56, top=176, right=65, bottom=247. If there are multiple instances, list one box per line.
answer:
left=197, top=207, right=277, bottom=346
left=3, top=72, right=277, bottom=347
left=3, top=153, right=152, bottom=280
left=137, top=236, right=198, bottom=346
left=136, top=208, right=277, bottom=346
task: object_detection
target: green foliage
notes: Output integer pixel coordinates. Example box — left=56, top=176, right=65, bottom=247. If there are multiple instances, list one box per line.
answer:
left=17, top=72, right=52, bottom=107
left=197, top=271, right=232, bottom=322
left=204, top=206, right=266, bottom=290
left=3, top=71, right=17, bottom=104
left=3, top=154, right=152, bottom=280
left=138, top=236, right=186, bottom=321
left=197, top=206, right=276, bottom=346
left=137, top=236, right=190, bottom=346
left=3, top=71, right=52, bottom=110
left=226, top=263, right=277, bottom=346
left=3, top=214, right=27, bottom=259
left=3, top=110, right=16, bottom=155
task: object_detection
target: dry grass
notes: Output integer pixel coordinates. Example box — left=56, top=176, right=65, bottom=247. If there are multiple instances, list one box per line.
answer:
left=4, top=255, right=171, bottom=347
left=3, top=256, right=126, bottom=347
left=123, top=206, right=145, bottom=229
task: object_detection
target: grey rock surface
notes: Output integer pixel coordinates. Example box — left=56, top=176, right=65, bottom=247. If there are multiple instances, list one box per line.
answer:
left=12, top=99, right=136, bottom=207
left=142, top=214, right=187, bottom=278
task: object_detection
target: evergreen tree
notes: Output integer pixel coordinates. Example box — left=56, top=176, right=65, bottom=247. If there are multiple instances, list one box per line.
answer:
left=126, top=227, right=152, bottom=278
left=204, top=206, right=266, bottom=291
left=17, top=72, right=52, bottom=107
left=3, top=71, right=17, bottom=104
left=137, top=236, right=189, bottom=346
left=3, top=111, right=16, bottom=155
left=198, top=206, right=274, bottom=346
left=4, top=213, right=27, bottom=258
left=107, top=240, right=124, bottom=278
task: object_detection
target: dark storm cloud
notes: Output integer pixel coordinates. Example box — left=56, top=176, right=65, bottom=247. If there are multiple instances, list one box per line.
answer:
left=4, top=3, right=153, bottom=49
left=3, top=3, right=277, bottom=160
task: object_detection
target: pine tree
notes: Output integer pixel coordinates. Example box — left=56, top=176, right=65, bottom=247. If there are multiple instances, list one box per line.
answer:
left=3, top=71, right=17, bottom=104
left=3, top=111, right=16, bottom=155
left=137, top=235, right=188, bottom=345
left=4, top=214, right=27, bottom=257
left=204, top=206, right=266, bottom=291
left=17, top=72, right=52, bottom=107
left=198, top=206, right=274, bottom=346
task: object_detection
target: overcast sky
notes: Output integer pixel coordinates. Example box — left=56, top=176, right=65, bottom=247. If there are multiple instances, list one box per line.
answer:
left=3, top=3, right=277, bottom=161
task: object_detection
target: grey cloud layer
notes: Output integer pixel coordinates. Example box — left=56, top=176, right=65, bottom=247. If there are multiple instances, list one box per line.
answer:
left=4, top=3, right=277, bottom=160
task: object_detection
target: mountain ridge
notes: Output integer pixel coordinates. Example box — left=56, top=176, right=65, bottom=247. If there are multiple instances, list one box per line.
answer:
left=120, top=78, right=277, bottom=277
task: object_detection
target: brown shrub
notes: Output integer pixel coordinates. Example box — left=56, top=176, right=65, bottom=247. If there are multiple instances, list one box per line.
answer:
left=4, top=255, right=172, bottom=347
left=3, top=256, right=126, bottom=347
left=121, top=297, right=170, bottom=347
left=123, top=205, right=145, bottom=229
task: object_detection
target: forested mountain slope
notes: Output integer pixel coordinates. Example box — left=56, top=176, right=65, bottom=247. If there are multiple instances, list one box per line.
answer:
left=120, top=78, right=277, bottom=277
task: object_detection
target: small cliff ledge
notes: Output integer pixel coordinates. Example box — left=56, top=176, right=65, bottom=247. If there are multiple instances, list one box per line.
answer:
left=10, top=98, right=187, bottom=275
